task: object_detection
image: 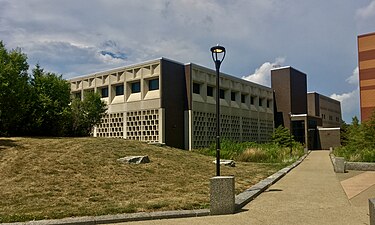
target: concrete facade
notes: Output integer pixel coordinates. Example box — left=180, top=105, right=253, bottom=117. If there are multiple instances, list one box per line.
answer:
left=358, top=32, right=375, bottom=122
left=185, top=64, right=274, bottom=149
left=69, top=58, right=274, bottom=150
left=271, top=67, right=341, bottom=150
left=307, top=92, right=342, bottom=128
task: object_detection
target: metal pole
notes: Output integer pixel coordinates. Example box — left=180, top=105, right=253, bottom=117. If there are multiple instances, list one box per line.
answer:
left=215, top=61, right=221, bottom=176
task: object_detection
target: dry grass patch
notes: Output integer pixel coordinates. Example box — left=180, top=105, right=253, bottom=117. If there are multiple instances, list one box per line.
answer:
left=0, top=137, right=284, bottom=222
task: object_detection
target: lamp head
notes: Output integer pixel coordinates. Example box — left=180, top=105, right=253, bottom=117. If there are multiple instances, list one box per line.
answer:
left=210, top=44, right=226, bottom=64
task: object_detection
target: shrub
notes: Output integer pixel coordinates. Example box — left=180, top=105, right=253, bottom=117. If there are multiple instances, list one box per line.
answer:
left=196, top=139, right=304, bottom=164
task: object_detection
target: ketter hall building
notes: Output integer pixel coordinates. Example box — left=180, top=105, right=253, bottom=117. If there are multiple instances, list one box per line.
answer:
left=69, top=58, right=341, bottom=150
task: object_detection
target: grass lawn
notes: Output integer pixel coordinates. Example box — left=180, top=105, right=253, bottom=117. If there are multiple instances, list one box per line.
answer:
left=0, top=137, right=286, bottom=222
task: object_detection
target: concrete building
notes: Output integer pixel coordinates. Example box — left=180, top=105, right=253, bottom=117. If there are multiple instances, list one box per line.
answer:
left=307, top=92, right=342, bottom=128
left=70, top=59, right=341, bottom=150
left=271, top=67, right=342, bottom=150
left=358, top=32, right=375, bottom=121
left=69, top=58, right=274, bottom=150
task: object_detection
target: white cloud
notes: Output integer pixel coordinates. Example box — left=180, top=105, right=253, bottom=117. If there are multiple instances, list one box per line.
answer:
left=345, top=67, right=359, bottom=85
left=242, top=57, right=286, bottom=87
left=356, top=1, right=375, bottom=19
left=330, top=88, right=360, bottom=123
left=330, top=67, right=360, bottom=122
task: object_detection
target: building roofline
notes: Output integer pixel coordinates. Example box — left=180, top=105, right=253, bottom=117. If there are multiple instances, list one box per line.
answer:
left=307, top=92, right=340, bottom=104
left=68, top=57, right=184, bottom=81
left=186, top=62, right=273, bottom=91
left=270, top=66, right=291, bottom=71
left=358, top=31, right=375, bottom=38
left=270, top=65, right=306, bottom=75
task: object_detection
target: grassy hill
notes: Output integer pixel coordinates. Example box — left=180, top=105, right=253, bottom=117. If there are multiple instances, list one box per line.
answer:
left=0, top=137, right=285, bottom=222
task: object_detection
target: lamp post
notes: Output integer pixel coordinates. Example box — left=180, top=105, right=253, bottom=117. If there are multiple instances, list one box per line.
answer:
left=210, top=45, right=226, bottom=176
left=289, top=112, right=293, bottom=157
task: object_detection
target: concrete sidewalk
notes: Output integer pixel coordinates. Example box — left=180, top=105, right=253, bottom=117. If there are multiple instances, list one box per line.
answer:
left=118, top=151, right=369, bottom=225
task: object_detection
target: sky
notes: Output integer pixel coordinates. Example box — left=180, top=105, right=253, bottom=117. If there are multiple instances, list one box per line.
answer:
left=1, top=0, right=375, bottom=123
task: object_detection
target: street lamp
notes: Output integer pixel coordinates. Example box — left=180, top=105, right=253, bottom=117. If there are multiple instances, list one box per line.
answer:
left=289, top=112, right=293, bottom=157
left=210, top=45, right=226, bottom=176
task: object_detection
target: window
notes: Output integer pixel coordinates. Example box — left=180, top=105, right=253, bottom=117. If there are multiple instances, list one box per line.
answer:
left=193, top=83, right=200, bottom=94
left=250, top=96, right=255, bottom=105
left=267, top=100, right=271, bottom=108
left=207, top=86, right=214, bottom=97
left=115, top=85, right=124, bottom=96
left=149, top=78, right=159, bottom=91
left=231, top=92, right=236, bottom=101
left=74, top=92, right=81, bottom=99
left=241, top=94, right=246, bottom=103
left=259, top=98, right=263, bottom=107
left=219, top=89, right=225, bottom=99
left=101, top=87, right=108, bottom=97
left=329, top=115, right=333, bottom=121
left=131, top=82, right=140, bottom=93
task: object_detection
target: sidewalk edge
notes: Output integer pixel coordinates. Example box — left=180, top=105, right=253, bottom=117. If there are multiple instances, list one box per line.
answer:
left=234, top=151, right=310, bottom=210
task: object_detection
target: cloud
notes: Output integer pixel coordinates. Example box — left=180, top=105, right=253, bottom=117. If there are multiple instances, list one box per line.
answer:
left=356, top=1, right=375, bottom=19
left=242, top=57, right=286, bottom=87
left=330, top=67, right=360, bottom=122
left=345, top=67, right=359, bottom=85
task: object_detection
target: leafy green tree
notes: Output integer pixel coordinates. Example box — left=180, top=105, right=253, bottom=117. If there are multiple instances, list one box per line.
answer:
left=362, top=111, right=375, bottom=148
left=70, top=92, right=107, bottom=136
left=272, top=125, right=294, bottom=147
left=29, top=65, right=71, bottom=136
left=0, top=41, right=31, bottom=136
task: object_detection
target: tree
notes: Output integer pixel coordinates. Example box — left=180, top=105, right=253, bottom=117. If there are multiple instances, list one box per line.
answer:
left=0, top=40, right=106, bottom=137
left=363, top=111, right=375, bottom=148
left=70, top=92, right=107, bottom=136
left=272, top=125, right=294, bottom=147
left=0, top=41, right=30, bottom=136
left=29, top=64, right=71, bottom=136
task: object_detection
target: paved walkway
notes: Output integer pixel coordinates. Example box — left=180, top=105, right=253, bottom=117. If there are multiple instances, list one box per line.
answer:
left=115, top=151, right=370, bottom=225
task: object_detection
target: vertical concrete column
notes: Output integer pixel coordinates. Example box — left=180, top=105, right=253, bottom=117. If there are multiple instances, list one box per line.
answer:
left=210, top=176, right=235, bottom=215
left=370, top=198, right=375, bottom=225
left=334, top=157, right=345, bottom=173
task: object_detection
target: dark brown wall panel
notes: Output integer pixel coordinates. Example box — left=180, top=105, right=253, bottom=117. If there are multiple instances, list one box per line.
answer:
left=359, top=49, right=375, bottom=61
left=161, top=59, right=187, bottom=149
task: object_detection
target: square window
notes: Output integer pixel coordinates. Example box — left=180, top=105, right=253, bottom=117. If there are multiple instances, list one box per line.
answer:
left=131, top=82, right=140, bottom=93
left=259, top=98, right=263, bottom=107
left=220, top=89, right=225, bottom=99
left=193, top=83, right=200, bottom=94
left=231, top=92, right=236, bottom=101
left=149, top=78, right=159, bottom=90
left=241, top=94, right=246, bottom=103
left=101, top=87, right=108, bottom=97
left=267, top=100, right=271, bottom=108
left=207, top=86, right=214, bottom=97
left=115, top=85, right=124, bottom=96
left=74, top=92, right=81, bottom=99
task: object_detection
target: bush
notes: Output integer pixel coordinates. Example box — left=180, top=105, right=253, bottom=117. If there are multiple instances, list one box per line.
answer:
left=334, top=115, right=375, bottom=162
left=196, top=139, right=304, bottom=164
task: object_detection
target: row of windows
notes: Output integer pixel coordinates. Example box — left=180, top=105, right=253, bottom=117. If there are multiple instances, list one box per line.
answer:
left=193, top=82, right=272, bottom=108
left=321, top=114, right=340, bottom=122
left=76, top=78, right=159, bottom=98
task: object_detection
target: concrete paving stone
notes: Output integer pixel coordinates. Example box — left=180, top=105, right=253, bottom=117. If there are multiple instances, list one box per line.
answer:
left=340, top=171, right=375, bottom=199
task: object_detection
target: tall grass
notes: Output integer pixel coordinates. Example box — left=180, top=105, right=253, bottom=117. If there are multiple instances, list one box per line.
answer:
left=334, top=146, right=375, bottom=162
left=196, top=139, right=304, bottom=164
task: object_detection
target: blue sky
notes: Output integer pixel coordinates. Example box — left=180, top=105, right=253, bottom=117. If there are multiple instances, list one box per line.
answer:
left=1, top=0, right=375, bottom=122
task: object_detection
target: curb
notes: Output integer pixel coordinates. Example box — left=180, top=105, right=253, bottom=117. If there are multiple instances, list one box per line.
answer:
left=235, top=152, right=310, bottom=210
left=1, top=210, right=210, bottom=225
left=2, top=152, right=310, bottom=225
left=330, top=154, right=375, bottom=171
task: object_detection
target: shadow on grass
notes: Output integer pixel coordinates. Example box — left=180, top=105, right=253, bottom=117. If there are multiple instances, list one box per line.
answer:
left=0, top=139, right=19, bottom=150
